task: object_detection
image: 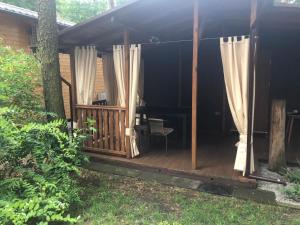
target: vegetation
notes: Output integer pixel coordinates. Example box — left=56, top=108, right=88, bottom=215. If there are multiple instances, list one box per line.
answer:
left=76, top=169, right=300, bottom=225
left=1, top=0, right=129, bottom=23
left=0, top=43, right=44, bottom=124
left=0, top=117, right=87, bottom=224
left=0, top=43, right=87, bottom=225
left=284, top=165, right=300, bottom=202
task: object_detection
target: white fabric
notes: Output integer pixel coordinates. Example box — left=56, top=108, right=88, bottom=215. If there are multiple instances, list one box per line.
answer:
left=220, top=36, right=255, bottom=174
left=113, top=44, right=141, bottom=157
left=113, top=45, right=126, bottom=107
left=75, top=46, right=97, bottom=105
left=103, top=54, right=118, bottom=105
left=128, top=44, right=141, bottom=157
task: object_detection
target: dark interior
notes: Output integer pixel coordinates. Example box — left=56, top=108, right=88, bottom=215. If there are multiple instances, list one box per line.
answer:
left=139, top=17, right=300, bottom=164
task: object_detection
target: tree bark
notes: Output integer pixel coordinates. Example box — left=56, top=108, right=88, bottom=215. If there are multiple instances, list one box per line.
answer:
left=268, top=100, right=286, bottom=172
left=37, top=0, right=65, bottom=119
left=107, top=0, right=116, bottom=9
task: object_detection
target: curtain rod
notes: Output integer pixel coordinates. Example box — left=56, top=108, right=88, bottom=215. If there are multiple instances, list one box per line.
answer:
left=137, top=35, right=250, bottom=46
left=98, top=35, right=250, bottom=53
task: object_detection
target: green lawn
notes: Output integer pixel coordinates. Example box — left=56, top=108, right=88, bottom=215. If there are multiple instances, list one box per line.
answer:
left=74, top=169, right=300, bottom=225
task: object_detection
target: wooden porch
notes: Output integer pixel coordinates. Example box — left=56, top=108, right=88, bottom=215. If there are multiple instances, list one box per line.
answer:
left=88, top=136, right=241, bottom=181
left=60, top=0, right=300, bottom=185
left=85, top=134, right=299, bottom=184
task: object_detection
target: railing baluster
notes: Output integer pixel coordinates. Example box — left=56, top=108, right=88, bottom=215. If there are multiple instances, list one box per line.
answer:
left=75, top=105, right=127, bottom=156
left=109, top=110, right=114, bottom=150
left=120, top=110, right=126, bottom=153
left=82, top=108, right=87, bottom=147
left=87, top=109, right=93, bottom=147
left=103, top=110, right=109, bottom=149
left=77, top=108, right=82, bottom=129
left=115, top=110, right=120, bottom=151
left=93, top=109, right=98, bottom=148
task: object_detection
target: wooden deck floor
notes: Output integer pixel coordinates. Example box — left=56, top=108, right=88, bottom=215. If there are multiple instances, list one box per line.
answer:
left=132, top=136, right=240, bottom=180
left=88, top=135, right=245, bottom=181
left=87, top=134, right=299, bottom=185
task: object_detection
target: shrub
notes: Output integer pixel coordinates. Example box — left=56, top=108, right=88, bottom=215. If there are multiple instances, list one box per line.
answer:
left=0, top=111, right=88, bottom=225
left=0, top=43, right=45, bottom=124
left=285, top=185, right=300, bottom=202
left=284, top=164, right=300, bottom=202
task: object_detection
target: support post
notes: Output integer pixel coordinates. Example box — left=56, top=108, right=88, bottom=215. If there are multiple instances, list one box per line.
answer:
left=269, top=100, right=286, bottom=172
left=70, top=48, right=77, bottom=121
left=245, top=0, right=259, bottom=176
left=191, top=0, right=199, bottom=170
left=124, top=29, right=131, bottom=158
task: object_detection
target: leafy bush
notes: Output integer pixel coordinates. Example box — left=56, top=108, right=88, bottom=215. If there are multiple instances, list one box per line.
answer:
left=285, top=166, right=300, bottom=184
left=285, top=185, right=300, bottom=202
left=0, top=111, right=88, bottom=225
left=0, top=43, right=45, bottom=124
left=284, top=164, right=300, bottom=202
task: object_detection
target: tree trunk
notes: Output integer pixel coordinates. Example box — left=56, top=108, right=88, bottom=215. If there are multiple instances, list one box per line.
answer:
left=268, top=99, right=286, bottom=172
left=37, top=0, right=65, bottom=119
left=107, top=0, right=116, bottom=9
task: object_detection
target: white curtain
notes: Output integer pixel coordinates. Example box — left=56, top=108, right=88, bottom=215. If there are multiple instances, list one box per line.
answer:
left=113, top=44, right=141, bottom=157
left=75, top=46, right=97, bottom=105
left=220, top=36, right=255, bottom=174
left=103, top=54, right=118, bottom=105
left=128, top=44, right=141, bottom=157
left=113, top=45, right=126, bottom=107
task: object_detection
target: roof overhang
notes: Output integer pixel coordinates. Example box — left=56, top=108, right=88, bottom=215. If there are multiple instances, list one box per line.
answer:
left=58, top=0, right=300, bottom=52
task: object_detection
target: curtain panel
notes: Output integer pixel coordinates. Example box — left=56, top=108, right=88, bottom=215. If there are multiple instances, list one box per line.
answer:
left=113, top=44, right=141, bottom=157
left=220, top=36, right=255, bottom=174
left=113, top=45, right=126, bottom=107
left=103, top=54, right=118, bottom=105
left=128, top=44, right=142, bottom=157
left=75, top=46, right=97, bottom=105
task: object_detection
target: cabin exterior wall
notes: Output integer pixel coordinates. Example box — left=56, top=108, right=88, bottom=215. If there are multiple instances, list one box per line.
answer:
left=0, top=11, right=105, bottom=118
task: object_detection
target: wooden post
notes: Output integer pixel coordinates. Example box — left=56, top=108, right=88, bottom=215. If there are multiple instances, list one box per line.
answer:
left=269, top=100, right=286, bottom=172
left=191, top=0, right=199, bottom=169
left=70, top=48, right=77, bottom=121
left=245, top=0, right=259, bottom=176
left=124, top=29, right=131, bottom=158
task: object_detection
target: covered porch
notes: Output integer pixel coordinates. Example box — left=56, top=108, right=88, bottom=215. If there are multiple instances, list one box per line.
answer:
left=59, top=0, right=300, bottom=182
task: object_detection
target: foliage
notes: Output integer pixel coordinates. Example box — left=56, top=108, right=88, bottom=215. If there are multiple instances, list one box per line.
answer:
left=284, top=164, right=300, bottom=202
left=0, top=111, right=88, bottom=225
left=1, top=0, right=130, bottom=23
left=285, top=185, right=300, bottom=202
left=285, top=166, right=300, bottom=184
left=56, top=0, right=107, bottom=23
left=0, top=43, right=45, bottom=124
left=0, top=0, right=37, bottom=11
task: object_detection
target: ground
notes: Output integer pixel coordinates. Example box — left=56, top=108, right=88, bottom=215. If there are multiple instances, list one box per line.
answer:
left=73, top=169, right=300, bottom=225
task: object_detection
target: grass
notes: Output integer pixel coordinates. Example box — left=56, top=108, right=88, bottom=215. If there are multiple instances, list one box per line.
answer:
left=284, top=166, right=300, bottom=202
left=74, top=169, right=300, bottom=225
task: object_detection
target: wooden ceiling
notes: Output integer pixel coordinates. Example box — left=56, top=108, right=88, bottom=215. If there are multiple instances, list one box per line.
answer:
left=59, top=0, right=300, bottom=52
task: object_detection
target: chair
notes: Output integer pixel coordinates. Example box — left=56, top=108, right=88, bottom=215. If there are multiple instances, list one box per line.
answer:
left=148, top=118, right=174, bottom=152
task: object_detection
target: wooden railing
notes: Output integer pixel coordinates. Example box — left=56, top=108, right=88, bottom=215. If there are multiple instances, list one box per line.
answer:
left=76, top=105, right=127, bottom=156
